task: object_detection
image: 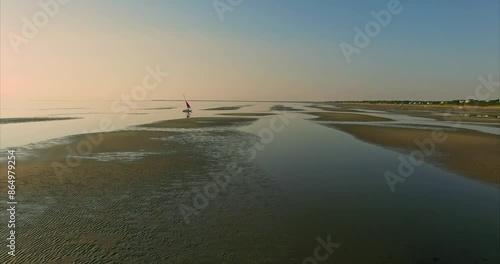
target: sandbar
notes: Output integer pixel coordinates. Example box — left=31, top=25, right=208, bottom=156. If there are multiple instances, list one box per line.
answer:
left=308, top=112, right=393, bottom=122
left=332, top=124, right=500, bottom=185
left=140, top=117, right=257, bottom=128
left=0, top=117, right=81, bottom=124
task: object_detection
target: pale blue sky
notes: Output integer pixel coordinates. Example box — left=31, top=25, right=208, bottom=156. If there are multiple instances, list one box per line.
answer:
left=1, top=0, right=499, bottom=101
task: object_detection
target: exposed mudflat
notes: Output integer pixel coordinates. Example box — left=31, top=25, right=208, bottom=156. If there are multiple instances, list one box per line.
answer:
left=140, top=117, right=258, bottom=129
left=218, top=113, right=277, bottom=117
left=331, top=124, right=500, bottom=185
left=307, top=112, right=393, bottom=122
left=270, top=105, right=303, bottom=112
left=203, top=106, right=250, bottom=111
left=0, top=117, right=81, bottom=124
left=0, top=117, right=290, bottom=263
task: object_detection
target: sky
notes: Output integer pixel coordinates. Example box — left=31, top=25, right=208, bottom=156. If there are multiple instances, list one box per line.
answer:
left=1, top=0, right=499, bottom=101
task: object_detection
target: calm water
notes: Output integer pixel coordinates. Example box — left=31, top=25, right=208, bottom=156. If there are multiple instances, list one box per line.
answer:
left=1, top=100, right=497, bottom=148
left=0, top=100, right=284, bottom=148
left=1, top=100, right=498, bottom=263
left=242, top=113, right=499, bottom=262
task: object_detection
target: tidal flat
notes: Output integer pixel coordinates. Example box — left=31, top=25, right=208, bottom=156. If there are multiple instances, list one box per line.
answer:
left=333, top=103, right=500, bottom=125
left=140, top=117, right=258, bottom=128
left=203, top=106, right=250, bottom=111
left=270, top=105, right=303, bottom=112
left=307, top=112, right=393, bottom=122
left=330, top=124, right=500, bottom=185
left=0, top=117, right=290, bottom=263
left=0, top=105, right=498, bottom=263
left=0, top=117, right=81, bottom=124
left=218, top=113, right=277, bottom=117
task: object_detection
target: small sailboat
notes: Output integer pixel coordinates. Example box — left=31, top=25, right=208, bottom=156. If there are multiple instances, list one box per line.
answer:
left=182, top=94, right=192, bottom=113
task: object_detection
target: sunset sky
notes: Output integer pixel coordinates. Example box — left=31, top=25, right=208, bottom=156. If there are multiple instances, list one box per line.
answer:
left=1, top=0, right=499, bottom=101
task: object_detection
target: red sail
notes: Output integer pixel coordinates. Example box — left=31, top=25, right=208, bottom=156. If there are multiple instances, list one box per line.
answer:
left=186, top=101, right=191, bottom=108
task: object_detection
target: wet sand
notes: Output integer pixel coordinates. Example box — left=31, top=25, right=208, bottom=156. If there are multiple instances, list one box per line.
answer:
left=203, top=106, right=249, bottom=111
left=218, top=113, right=276, bottom=117
left=307, top=112, right=393, bottom=122
left=0, top=117, right=81, bottom=124
left=333, top=103, right=500, bottom=124
left=410, top=113, right=500, bottom=124
left=309, top=105, right=361, bottom=112
left=137, top=107, right=175, bottom=110
left=331, top=124, right=500, bottom=186
left=140, top=117, right=257, bottom=128
left=0, top=117, right=291, bottom=263
left=270, top=105, right=303, bottom=111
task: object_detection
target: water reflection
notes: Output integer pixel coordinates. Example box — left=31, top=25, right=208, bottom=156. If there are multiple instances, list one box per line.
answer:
left=239, top=114, right=499, bottom=262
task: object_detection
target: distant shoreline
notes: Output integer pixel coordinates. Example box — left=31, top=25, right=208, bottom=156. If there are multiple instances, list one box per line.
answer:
left=319, top=102, right=500, bottom=124
left=327, top=100, right=500, bottom=107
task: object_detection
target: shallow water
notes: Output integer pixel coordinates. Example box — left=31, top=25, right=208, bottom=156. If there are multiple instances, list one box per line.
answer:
left=239, top=112, right=499, bottom=262
left=317, top=110, right=500, bottom=135
left=0, top=100, right=274, bottom=148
